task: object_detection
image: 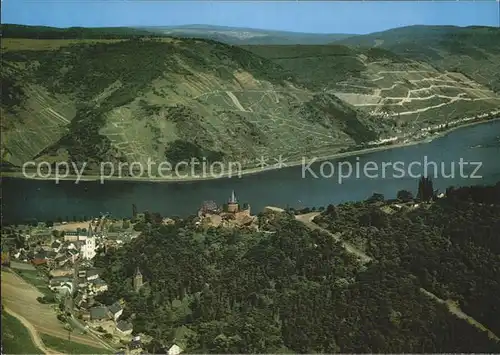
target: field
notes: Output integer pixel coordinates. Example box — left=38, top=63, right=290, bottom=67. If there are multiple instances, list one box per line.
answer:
left=41, top=334, right=112, bottom=354
left=1, top=270, right=109, bottom=350
left=53, top=221, right=92, bottom=232
left=14, top=269, right=52, bottom=296
left=1, top=309, right=43, bottom=354
left=1, top=38, right=126, bottom=51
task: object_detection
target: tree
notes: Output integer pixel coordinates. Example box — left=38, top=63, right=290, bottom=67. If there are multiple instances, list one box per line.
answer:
left=325, top=204, right=338, bottom=219
left=397, top=190, right=413, bottom=202
left=417, top=176, right=435, bottom=202
left=144, top=211, right=152, bottom=224
left=367, top=193, right=385, bottom=203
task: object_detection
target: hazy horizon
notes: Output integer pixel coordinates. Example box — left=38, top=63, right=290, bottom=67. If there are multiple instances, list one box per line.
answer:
left=3, top=22, right=500, bottom=36
left=2, top=1, right=499, bottom=35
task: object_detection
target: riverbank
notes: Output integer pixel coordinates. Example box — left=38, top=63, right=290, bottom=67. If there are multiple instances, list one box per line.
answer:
left=2, top=116, right=499, bottom=183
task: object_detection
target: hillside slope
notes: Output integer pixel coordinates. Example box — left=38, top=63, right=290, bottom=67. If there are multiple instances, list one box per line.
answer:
left=244, top=43, right=500, bottom=135
left=1, top=38, right=376, bottom=171
left=338, top=25, right=500, bottom=92
left=2, top=25, right=500, bottom=175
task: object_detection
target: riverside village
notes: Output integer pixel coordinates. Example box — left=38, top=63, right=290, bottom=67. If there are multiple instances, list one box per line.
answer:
left=1, top=178, right=498, bottom=354
left=1, top=190, right=270, bottom=354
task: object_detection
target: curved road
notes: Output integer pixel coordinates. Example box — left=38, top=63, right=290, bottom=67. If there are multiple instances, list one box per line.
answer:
left=2, top=268, right=113, bottom=351
left=3, top=306, right=62, bottom=355
left=295, top=212, right=372, bottom=264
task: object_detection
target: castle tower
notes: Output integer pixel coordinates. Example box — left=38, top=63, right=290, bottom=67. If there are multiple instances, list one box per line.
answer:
left=227, top=190, right=239, bottom=213
left=133, top=267, right=143, bottom=292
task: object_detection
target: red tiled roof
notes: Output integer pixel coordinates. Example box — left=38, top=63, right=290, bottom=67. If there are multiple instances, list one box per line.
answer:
left=32, top=258, right=47, bottom=265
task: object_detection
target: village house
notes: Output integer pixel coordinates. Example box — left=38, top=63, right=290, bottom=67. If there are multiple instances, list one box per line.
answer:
left=168, top=344, right=184, bottom=355
left=50, top=281, right=73, bottom=296
left=32, top=231, right=52, bottom=243
left=77, top=277, right=88, bottom=289
left=49, top=276, right=74, bottom=295
left=45, top=251, right=58, bottom=267
left=54, top=252, right=72, bottom=267
left=51, top=240, right=62, bottom=252
left=50, top=275, right=72, bottom=284
left=81, top=310, right=91, bottom=322
left=89, top=306, right=110, bottom=322
left=108, top=302, right=123, bottom=321
left=40, top=245, right=54, bottom=253
left=13, top=248, right=28, bottom=262
left=67, top=248, right=79, bottom=263
left=75, top=292, right=95, bottom=310
left=129, top=337, right=143, bottom=354
left=50, top=267, right=74, bottom=278
left=46, top=250, right=58, bottom=259
left=32, top=252, right=47, bottom=266
left=64, top=231, right=88, bottom=242
left=74, top=292, right=85, bottom=309
left=89, top=278, right=108, bottom=293
left=85, top=269, right=100, bottom=281
left=116, top=320, right=133, bottom=336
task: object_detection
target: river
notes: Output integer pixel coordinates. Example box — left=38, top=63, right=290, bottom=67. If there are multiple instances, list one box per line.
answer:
left=2, top=120, right=500, bottom=224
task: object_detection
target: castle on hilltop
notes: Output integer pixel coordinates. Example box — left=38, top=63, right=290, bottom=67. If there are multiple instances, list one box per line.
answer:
left=197, top=190, right=253, bottom=228
left=224, top=190, right=251, bottom=216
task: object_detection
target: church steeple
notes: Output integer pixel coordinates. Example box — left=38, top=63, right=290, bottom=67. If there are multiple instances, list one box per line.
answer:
left=229, top=190, right=237, bottom=204
left=227, top=190, right=239, bottom=213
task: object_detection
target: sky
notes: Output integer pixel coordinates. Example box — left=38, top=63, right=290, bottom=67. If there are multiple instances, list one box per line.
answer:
left=2, top=1, right=499, bottom=34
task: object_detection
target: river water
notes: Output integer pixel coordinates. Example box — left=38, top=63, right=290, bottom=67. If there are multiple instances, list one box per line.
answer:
left=2, top=120, right=500, bottom=224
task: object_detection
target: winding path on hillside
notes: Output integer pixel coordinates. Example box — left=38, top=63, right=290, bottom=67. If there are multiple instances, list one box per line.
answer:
left=2, top=269, right=114, bottom=351
left=294, top=211, right=500, bottom=342
left=226, top=91, right=248, bottom=112
left=295, top=212, right=372, bottom=264
left=419, top=288, right=500, bottom=342
left=3, top=306, right=62, bottom=355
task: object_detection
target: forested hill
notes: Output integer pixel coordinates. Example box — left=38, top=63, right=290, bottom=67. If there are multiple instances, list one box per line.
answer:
left=1, top=34, right=378, bottom=170
left=0, top=24, right=158, bottom=39
left=93, top=183, right=500, bottom=353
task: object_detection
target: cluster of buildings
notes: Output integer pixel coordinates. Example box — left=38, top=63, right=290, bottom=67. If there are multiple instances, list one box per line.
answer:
left=3, top=192, right=257, bottom=353
left=3, top=216, right=145, bottom=352
left=74, top=269, right=137, bottom=339
left=13, top=223, right=97, bottom=268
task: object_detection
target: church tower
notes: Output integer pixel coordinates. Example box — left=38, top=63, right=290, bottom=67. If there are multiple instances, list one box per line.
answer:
left=227, top=190, right=239, bottom=213
left=133, top=267, right=143, bottom=292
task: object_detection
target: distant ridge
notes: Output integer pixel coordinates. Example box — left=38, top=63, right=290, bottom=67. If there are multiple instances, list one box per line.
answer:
left=0, top=23, right=355, bottom=44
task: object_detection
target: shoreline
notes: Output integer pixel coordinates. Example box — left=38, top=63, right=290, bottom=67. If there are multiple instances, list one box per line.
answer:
left=2, top=116, right=499, bottom=184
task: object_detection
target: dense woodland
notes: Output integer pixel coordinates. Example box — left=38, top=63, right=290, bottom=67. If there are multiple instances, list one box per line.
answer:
left=94, top=182, right=500, bottom=353
left=315, top=181, right=500, bottom=336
